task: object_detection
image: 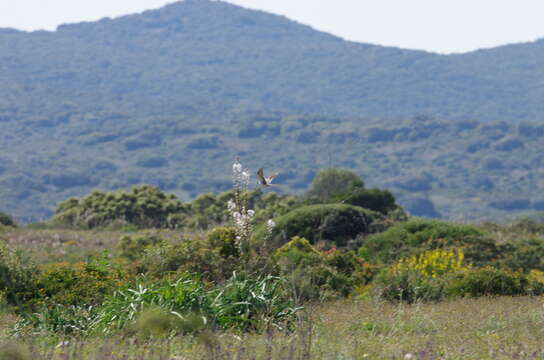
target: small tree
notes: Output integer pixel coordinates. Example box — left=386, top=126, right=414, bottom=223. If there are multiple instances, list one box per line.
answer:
left=0, top=212, right=16, bottom=227
left=306, top=168, right=364, bottom=201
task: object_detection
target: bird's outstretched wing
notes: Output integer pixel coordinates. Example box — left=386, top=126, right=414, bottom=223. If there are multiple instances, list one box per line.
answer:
left=266, top=173, right=279, bottom=184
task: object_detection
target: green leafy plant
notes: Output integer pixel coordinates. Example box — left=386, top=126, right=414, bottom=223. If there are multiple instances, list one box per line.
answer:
left=208, top=272, right=300, bottom=331
left=0, top=242, right=38, bottom=307
left=91, top=273, right=209, bottom=335
left=259, top=204, right=379, bottom=248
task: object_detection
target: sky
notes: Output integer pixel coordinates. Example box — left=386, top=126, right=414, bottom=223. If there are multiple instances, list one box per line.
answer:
left=1, top=0, right=544, bottom=54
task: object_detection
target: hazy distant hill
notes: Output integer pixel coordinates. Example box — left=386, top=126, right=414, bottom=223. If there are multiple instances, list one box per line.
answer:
left=1, top=0, right=544, bottom=221
left=2, top=0, right=544, bottom=122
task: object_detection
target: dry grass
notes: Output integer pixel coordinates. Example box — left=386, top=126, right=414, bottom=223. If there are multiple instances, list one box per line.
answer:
left=0, top=228, right=194, bottom=264
left=309, top=296, right=544, bottom=359
left=2, top=296, right=543, bottom=359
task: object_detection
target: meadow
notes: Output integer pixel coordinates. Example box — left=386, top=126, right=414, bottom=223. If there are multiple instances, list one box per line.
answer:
left=1, top=163, right=544, bottom=359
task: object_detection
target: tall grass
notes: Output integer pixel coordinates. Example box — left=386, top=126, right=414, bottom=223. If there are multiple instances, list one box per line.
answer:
left=2, top=296, right=543, bottom=359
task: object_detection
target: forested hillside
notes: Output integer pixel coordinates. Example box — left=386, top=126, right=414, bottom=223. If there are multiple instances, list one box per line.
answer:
left=1, top=0, right=544, bottom=221
left=2, top=0, right=544, bottom=121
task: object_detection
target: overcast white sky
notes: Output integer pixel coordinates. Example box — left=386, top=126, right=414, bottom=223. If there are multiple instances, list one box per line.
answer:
left=1, top=0, right=544, bottom=54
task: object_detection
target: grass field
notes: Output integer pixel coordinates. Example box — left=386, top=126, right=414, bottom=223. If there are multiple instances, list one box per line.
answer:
left=1, top=296, right=542, bottom=359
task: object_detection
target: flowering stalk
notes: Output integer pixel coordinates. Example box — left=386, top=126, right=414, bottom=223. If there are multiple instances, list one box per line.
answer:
left=228, top=158, right=254, bottom=266
left=266, top=219, right=276, bottom=241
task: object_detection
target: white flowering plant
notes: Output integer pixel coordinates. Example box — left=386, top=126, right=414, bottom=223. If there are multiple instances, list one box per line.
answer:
left=227, top=158, right=276, bottom=268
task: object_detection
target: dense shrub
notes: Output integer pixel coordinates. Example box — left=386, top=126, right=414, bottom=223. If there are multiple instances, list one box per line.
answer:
left=448, top=267, right=530, bottom=297
left=208, top=272, right=299, bottom=331
left=507, top=217, right=544, bottom=235
left=83, top=272, right=297, bottom=335
left=272, top=236, right=322, bottom=267
left=375, top=267, right=449, bottom=303
left=0, top=211, right=16, bottom=227
left=205, top=226, right=239, bottom=259
left=360, top=219, right=491, bottom=264
left=0, top=242, right=38, bottom=306
left=49, top=186, right=298, bottom=231
left=375, top=248, right=544, bottom=303
left=260, top=204, right=379, bottom=248
left=306, top=168, right=364, bottom=201
left=375, top=249, right=470, bottom=303
left=118, top=233, right=164, bottom=261
left=497, top=238, right=544, bottom=272
left=527, top=270, right=544, bottom=294
left=272, top=237, right=370, bottom=300
left=32, top=256, right=125, bottom=308
left=52, top=185, right=188, bottom=229
left=325, top=249, right=376, bottom=289
left=139, top=234, right=239, bottom=282
left=335, top=188, right=398, bottom=214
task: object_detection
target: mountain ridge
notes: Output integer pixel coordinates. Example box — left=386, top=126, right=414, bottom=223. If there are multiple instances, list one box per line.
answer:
left=2, top=0, right=544, bottom=222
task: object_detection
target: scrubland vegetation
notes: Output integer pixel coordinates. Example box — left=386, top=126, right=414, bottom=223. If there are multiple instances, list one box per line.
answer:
left=1, top=163, right=544, bottom=359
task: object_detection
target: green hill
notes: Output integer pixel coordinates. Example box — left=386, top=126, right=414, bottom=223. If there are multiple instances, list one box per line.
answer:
left=1, top=0, right=544, bottom=221
left=2, top=0, right=544, bottom=121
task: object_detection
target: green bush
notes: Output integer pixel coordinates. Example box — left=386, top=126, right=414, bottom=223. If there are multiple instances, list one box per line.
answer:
left=325, top=249, right=376, bottom=285
left=16, top=304, right=98, bottom=336
left=374, top=248, right=470, bottom=303
left=208, top=272, right=299, bottom=331
left=496, top=238, right=544, bottom=272
left=206, top=226, right=239, bottom=259
left=50, top=186, right=298, bottom=231
left=306, top=168, right=364, bottom=201
left=527, top=270, right=544, bottom=294
left=334, top=188, right=399, bottom=215
left=0, top=212, right=16, bottom=227
left=360, top=219, right=492, bottom=265
left=118, top=233, right=163, bottom=261
left=185, top=189, right=297, bottom=230
left=272, top=236, right=323, bottom=268
left=33, top=256, right=125, bottom=308
left=139, top=235, right=238, bottom=282
left=52, top=185, right=188, bottom=229
left=91, top=273, right=209, bottom=335
left=92, top=272, right=298, bottom=334
left=272, top=237, right=368, bottom=300
left=259, top=204, right=379, bottom=248
left=0, top=242, right=38, bottom=306
left=375, top=268, right=449, bottom=303
left=448, top=267, right=530, bottom=297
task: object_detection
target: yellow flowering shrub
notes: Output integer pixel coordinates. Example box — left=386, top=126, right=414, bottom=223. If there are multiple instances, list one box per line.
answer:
left=526, top=269, right=544, bottom=294
left=527, top=269, right=544, bottom=283
left=391, top=248, right=470, bottom=278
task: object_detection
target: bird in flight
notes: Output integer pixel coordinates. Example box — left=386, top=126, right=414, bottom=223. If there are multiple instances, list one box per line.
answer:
left=257, top=168, right=278, bottom=187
